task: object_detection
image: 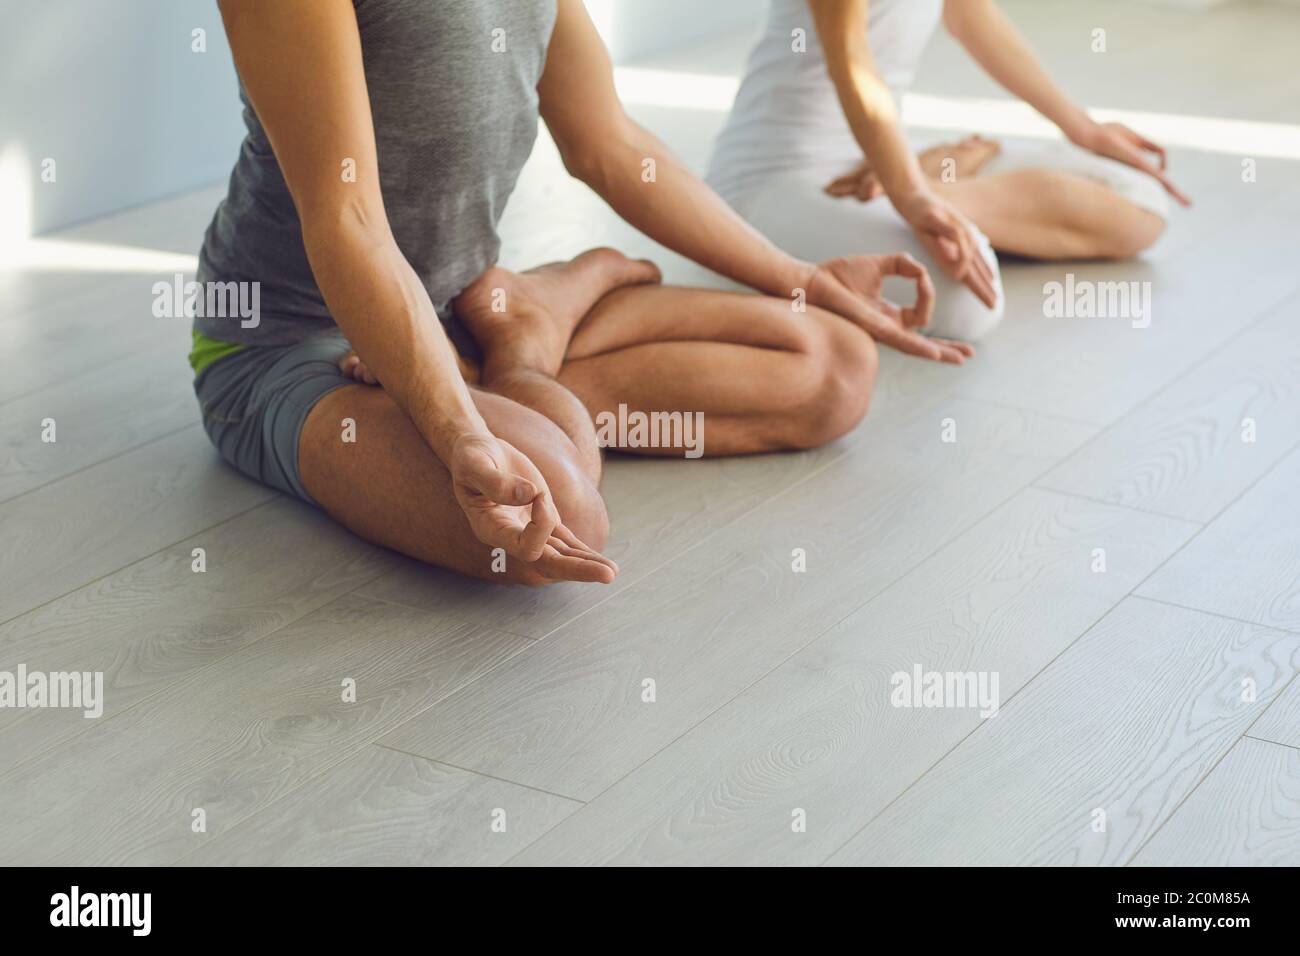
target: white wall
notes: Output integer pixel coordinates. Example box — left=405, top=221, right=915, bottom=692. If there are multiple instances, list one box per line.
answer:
left=0, top=0, right=757, bottom=238
left=587, top=0, right=755, bottom=62
left=0, top=0, right=245, bottom=237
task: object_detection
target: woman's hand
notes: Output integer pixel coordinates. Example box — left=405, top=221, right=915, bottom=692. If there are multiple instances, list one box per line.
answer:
left=1072, top=120, right=1191, bottom=207
left=449, top=433, right=619, bottom=584
left=892, top=190, right=1000, bottom=310
left=806, top=253, right=974, bottom=365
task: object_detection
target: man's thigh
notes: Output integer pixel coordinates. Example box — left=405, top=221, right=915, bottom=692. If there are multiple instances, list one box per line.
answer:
left=298, top=383, right=605, bottom=584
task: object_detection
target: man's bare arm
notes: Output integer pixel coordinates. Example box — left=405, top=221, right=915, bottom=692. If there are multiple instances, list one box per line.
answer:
left=217, top=0, right=488, bottom=463
left=217, top=0, right=572, bottom=562
left=538, top=0, right=813, bottom=299
left=537, top=0, right=970, bottom=364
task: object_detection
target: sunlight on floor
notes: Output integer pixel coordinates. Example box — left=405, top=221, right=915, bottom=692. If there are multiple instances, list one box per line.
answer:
left=903, top=94, right=1300, bottom=161
left=0, top=142, right=34, bottom=252
left=5, top=238, right=199, bottom=274
left=1, top=141, right=200, bottom=274
left=613, top=66, right=1300, bottom=160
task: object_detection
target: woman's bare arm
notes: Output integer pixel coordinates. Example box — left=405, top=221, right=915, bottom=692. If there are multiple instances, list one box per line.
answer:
left=942, top=0, right=1090, bottom=139
left=807, top=0, right=927, bottom=200
left=943, top=0, right=1190, bottom=204
left=806, top=0, right=998, bottom=307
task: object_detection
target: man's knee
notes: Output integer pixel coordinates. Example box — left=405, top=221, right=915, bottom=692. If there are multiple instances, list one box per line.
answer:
left=527, top=442, right=610, bottom=555
left=551, top=468, right=610, bottom=552
left=786, top=317, right=879, bottom=449
left=491, top=466, right=609, bottom=588
left=512, top=416, right=608, bottom=546
left=482, top=400, right=611, bottom=558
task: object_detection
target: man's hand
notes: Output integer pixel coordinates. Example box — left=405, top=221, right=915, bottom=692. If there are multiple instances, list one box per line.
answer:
left=892, top=190, right=1000, bottom=310
left=1072, top=120, right=1191, bottom=207
left=806, top=254, right=974, bottom=365
left=449, top=433, right=618, bottom=584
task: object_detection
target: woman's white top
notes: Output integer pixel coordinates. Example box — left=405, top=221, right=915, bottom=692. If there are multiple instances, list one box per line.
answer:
left=706, top=0, right=944, bottom=206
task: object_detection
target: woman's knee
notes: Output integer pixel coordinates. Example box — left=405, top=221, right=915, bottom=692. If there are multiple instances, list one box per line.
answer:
left=1103, top=204, right=1166, bottom=258
left=927, top=284, right=1005, bottom=343
left=924, top=239, right=1005, bottom=343
left=1036, top=166, right=1166, bottom=258
left=1088, top=157, right=1170, bottom=257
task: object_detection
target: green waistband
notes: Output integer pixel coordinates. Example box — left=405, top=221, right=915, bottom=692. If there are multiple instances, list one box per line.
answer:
left=189, top=330, right=247, bottom=375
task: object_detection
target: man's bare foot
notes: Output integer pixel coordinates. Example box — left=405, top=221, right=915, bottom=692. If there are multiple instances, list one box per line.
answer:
left=338, top=351, right=380, bottom=385
left=338, top=349, right=479, bottom=385
left=454, top=247, right=660, bottom=383
left=919, top=135, right=1001, bottom=182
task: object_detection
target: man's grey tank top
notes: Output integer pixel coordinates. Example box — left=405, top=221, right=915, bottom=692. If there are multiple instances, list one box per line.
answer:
left=195, top=0, right=557, bottom=346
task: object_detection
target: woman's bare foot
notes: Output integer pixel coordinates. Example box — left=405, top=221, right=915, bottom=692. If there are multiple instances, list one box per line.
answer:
left=454, top=247, right=660, bottom=383
left=919, top=135, right=1001, bottom=182
left=825, top=136, right=1002, bottom=201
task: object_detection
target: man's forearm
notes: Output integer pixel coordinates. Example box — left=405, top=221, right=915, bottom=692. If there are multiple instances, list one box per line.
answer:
left=578, top=121, right=813, bottom=298
left=303, top=218, right=489, bottom=462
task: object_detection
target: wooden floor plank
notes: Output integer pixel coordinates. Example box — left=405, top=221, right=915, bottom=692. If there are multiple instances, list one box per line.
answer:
left=0, top=187, right=220, bottom=324
left=949, top=188, right=1300, bottom=427
left=0, top=497, right=396, bottom=770
left=1246, top=676, right=1300, bottom=750
left=0, top=427, right=273, bottom=624
left=0, top=280, right=191, bottom=407
left=0, top=594, right=530, bottom=865
left=342, top=132, right=966, bottom=642
left=1037, top=289, right=1300, bottom=521
left=185, top=745, right=580, bottom=866
left=378, top=400, right=1095, bottom=801
left=510, top=489, right=1195, bottom=865
left=826, top=598, right=1300, bottom=866
left=360, top=445, right=845, bottom=640
left=1138, top=446, right=1300, bottom=632
left=3, top=0, right=1296, bottom=869
left=1132, top=737, right=1300, bottom=867
left=0, top=344, right=196, bottom=501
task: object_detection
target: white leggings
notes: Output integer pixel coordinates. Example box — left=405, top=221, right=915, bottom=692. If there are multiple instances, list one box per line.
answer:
left=726, top=139, right=1171, bottom=342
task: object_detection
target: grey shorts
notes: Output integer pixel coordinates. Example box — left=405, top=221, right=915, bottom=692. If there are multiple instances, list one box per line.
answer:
left=193, top=331, right=354, bottom=505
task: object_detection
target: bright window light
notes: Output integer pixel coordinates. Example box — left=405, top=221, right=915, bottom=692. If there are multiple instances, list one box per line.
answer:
left=902, top=94, right=1300, bottom=161
left=612, top=67, right=1300, bottom=160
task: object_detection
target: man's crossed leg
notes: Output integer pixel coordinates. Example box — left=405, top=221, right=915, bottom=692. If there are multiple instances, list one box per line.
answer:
left=300, top=248, right=879, bottom=586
